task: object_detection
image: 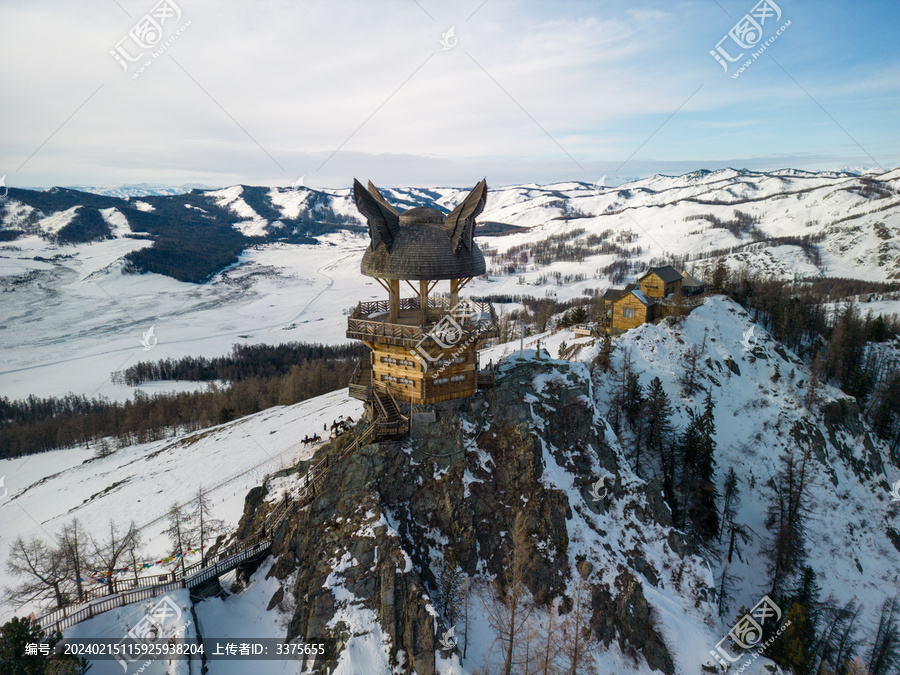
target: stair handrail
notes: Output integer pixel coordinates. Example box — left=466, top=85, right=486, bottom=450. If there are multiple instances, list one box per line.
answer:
left=34, top=416, right=391, bottom=631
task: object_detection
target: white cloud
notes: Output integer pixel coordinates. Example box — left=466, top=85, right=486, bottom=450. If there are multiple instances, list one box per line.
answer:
left=0, top=0, right=896, bottom=188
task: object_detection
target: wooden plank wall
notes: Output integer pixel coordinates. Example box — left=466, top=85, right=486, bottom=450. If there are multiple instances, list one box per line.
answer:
left=371, top=342, right=477, bottom=404
left=611, top=294, right=651, bottom=331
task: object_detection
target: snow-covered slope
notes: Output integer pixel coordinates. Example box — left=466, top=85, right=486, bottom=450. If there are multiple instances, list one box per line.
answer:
left=65, top=183, right=215, bottom=198
left=2, top=169, right=898, bottom=404
left=0, top=389, right=363, bottom=624
left=479, top=297, right=900, bottom=665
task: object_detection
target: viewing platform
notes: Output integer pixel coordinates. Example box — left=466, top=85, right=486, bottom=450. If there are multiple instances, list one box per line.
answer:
left=346, top=297, right=499, bottom=348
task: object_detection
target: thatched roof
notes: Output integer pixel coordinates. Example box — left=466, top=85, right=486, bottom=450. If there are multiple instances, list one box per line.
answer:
left=354, top=179, right=488, bottom=281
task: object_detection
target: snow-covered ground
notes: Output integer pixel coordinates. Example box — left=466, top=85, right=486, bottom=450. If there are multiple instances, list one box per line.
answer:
left=0, top=389, right=362, bottom=624
left=2, top=171, right=899, bottom=672
left=2, top=169, right=899, bottom=402
left=0, top=231, right=368, bottom=400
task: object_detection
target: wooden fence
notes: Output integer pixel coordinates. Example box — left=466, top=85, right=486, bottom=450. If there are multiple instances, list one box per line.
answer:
left=35, top=419, right=388, bottom=634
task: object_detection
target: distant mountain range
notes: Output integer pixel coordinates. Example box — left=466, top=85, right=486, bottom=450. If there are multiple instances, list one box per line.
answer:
left=1, top=167, right=898, bottom=284
left=64, top=183, right=217, bottom=198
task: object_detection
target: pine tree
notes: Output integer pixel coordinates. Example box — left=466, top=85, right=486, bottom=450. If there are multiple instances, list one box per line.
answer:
left=678, top=409, right=702, bottom=531
left=680, top=332, right=706, bottom=396
left=688, top=390, right=719, bottom=542
left=5, top=536, right=70, bottom=610
left=645, top=377, right=677, bottom=520
left=536, top=600, right=562, bottom=675
left=712, top=259, right=729, bottom=291
left=594, top=332, right=613, bottom=372
left=765, top=435, right=814, bottom=596
left=89, top=519, right=138, bottom=596
left=480, top=512, right=535, bottom=675
left=195, top=486, right=225, bottom=564
left=767, top=567, right=820, bottom=675
left=818, top=599, right=863, bottom=674
left=867, top=597, right=900, bottom=675
left=716, top=568, right=738, bottom=617
left=0, top=617, right=90, bottom=674
left=767, top=602, right=814, bottom=674
left=57, top=519, right=87, bottom=604
left=164, top=503, right=195, bottom=578
left=560, top=573, right=598, bottom=674
left=720, top=467, right=740, bottom=543
left=125, top=523, right=145, bottom=591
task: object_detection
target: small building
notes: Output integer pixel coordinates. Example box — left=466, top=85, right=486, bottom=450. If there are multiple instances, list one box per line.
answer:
left=637, top=265, right=683, bottom=299
left=610, top=289, right=658, bottom=332
left=680, top=270, right=703, bottom=295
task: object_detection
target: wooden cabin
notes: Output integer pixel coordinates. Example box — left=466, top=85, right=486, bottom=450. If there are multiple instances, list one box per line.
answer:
left=347, top=179, right=498, bottom=408
left=610, top=289, right=657, bottom=332
left=680, top=270, right=703, bottom=295
left=637, top=265, right=683, bottom=299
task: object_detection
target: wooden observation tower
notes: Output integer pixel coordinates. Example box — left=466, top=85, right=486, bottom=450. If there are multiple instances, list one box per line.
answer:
left=347, top=179, right=499, bottom=410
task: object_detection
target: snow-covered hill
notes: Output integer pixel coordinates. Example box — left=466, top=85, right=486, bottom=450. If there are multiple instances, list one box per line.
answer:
left=65, top=183, right=216, bottom=198
left=1, top=288, right=898, bottom=672
left=478, top=298, right=900, bottom=658
left=2, top=169, right=899, bottom=404
left=0, top=389, right=363, bottom=625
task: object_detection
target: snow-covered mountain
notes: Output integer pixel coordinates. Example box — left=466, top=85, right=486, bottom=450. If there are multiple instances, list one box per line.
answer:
left=2, top=168, right=898, bottom=404
left=64, top=183, right=216, bottom=198
left=4, top=168, right=899, bottom=281
left=2, top=298, right=898, bottom=673
left=1, top=168, right=899, bottom=673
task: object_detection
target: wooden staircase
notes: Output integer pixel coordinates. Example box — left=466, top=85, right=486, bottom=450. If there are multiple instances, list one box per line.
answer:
left=34, top=416, right=406, bottom=634
left=372, top=382, right=409, bottom=439
left=34, top=382, right=413, bottom=634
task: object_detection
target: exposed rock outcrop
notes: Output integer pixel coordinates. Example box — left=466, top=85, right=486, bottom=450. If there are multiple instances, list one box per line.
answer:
left=238, top=358, right=709, bottom=673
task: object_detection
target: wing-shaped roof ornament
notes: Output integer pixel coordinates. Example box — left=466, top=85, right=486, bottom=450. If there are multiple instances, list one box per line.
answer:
left=444, top=178, right=487, bottom=254
left=353, top=178, right=400, bottom=251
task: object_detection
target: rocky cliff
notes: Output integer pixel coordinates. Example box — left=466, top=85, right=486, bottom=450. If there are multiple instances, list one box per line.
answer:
left=236, top=356, right=715, bottom=673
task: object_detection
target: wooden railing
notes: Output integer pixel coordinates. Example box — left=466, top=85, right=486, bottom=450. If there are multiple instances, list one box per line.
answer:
left=34, top=416, right=401, bottom=635
left=354, top=297, right=491, bottom=319
left=348, top=360, right=373, bottom=401
left=347, top=316, right=499, bottom=344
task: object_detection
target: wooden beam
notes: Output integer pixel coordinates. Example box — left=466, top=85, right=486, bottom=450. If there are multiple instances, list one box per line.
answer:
left=456, top=276, right=473, bottom=292
left=450, top=278, right=459, bottom=309
left=419, top=280, right=428, bottom=327
left=374, top=277, right=391, bottom=293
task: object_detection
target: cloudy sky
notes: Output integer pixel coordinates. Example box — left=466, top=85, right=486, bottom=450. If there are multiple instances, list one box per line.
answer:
left=0, top=0, right=897, bottom=189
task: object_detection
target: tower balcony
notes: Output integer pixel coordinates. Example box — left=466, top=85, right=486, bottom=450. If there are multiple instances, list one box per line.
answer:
left=346, top=297, right=499, bottom=349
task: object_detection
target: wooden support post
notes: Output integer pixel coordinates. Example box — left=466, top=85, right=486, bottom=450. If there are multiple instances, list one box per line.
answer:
left=450, top=278, right=459, bottom=310
left=388, top=279, right=399, bottom=323
left=419, top=280, right=428, bottom=327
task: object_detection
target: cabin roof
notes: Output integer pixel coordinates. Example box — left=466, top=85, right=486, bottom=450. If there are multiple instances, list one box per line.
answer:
left=639, top=265, right=683, bottom=284
left=630, top=289, right=656, bottom=305
left=681, top=270, right=703, bottom=288
left=612, top=289, right=657, bottom=306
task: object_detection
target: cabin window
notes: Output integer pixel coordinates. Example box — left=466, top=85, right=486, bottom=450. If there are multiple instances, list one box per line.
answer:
left=382, top=374, right=413, bottom=386
left=623, top=308, right=636, bottom=319
left=381, top=356, right=416, bottom=367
